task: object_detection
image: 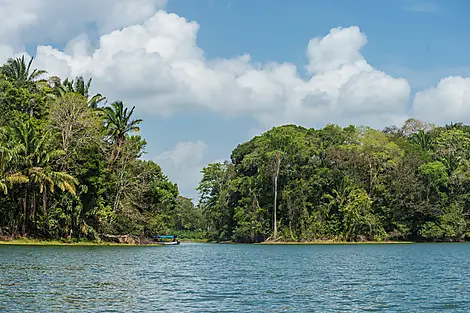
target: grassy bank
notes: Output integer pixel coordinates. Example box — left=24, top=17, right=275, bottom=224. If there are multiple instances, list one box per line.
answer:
left=0, top=237, right=418, bottom=246
left=258, top=240, right=415, bottom=245
left=0, top=238, right=164, bottom=246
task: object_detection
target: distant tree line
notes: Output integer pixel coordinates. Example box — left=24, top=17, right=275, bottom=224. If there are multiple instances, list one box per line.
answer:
left=197, top=119, right=470, bottom=243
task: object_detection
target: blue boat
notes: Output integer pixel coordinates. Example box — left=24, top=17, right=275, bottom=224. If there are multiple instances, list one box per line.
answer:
left=152, top=235, right=180, bottom=245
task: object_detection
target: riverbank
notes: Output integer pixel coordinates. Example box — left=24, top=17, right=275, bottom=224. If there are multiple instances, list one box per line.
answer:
left=0, top=238, right=160, bottom=246
left=258, top=240, right=415, bottom=245
left=0, top=237, right=211, bottom=246
left=0, top=236, right=424, bottom=246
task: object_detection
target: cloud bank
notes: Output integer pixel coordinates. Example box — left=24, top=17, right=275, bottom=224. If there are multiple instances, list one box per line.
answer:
left=1, top=1, right=469, bottom=197
left=2, top=5, right=466, bottom=130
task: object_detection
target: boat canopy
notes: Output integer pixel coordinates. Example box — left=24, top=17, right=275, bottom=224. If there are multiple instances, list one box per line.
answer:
left=152, top=235, right=177, bottom=239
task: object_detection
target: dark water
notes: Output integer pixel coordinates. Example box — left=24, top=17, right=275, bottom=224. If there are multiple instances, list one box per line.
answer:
left=0, top=243, right=469, bottom=312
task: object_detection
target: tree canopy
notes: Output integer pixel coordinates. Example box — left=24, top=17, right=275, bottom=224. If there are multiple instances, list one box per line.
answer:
left=0, top=56, right=202, bottom=240
left=2, top=56, right=469, bottom=244
left=197, top=120, right=470, bottom=243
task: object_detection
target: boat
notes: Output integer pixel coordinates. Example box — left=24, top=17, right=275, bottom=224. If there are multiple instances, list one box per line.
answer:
left=152, top=235, right=180, bottom=245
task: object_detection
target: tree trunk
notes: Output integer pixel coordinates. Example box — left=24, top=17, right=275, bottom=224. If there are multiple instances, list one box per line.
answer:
left=31, top=191, right=36, bottom=219
left=274, top=175, right=278, bottom=239
left=22, top=197, right=27, bottom=234
left=42, top=189, right=47, bottom=215
left=273, top=151, right=281, bottom=240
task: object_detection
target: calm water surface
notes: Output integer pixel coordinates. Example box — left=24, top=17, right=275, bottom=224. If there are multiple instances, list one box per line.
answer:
left=0, top=243, right=469, bottom=312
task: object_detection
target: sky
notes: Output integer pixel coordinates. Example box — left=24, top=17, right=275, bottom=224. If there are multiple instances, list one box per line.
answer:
left=0, top=0, right=469, bottom=200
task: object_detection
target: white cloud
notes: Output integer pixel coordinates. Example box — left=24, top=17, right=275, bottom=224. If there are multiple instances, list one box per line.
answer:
left=20, top=13, right=410, bottom=130
left=411, top=76, right=470, bottom=124
left=0, top=0, right=166, bottom=51
left=155, top=141, right=208, bottom=198
left=0, top=44, right=14, bottom=64
left=306, top=26, right=367, bottom=74
left=1, top=2, right=468, bottom=197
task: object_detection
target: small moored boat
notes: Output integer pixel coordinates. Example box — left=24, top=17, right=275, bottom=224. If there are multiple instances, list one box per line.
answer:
left=152, top=235, right=180, bottom=245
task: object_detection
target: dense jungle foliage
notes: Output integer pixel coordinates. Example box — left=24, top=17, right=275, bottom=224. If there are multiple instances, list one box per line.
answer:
left=0, top=56, right=202, bottom=240
left=198, top=119, right=470, bottom=243
left=2, top=56, right=468, bottom=244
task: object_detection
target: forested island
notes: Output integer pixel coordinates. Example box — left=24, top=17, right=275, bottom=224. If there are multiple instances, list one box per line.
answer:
left=1, top=56, right=469, bottom=244
left=0, top=56, right=203, bottom=243
left=200, top=119, right=470, bottom=243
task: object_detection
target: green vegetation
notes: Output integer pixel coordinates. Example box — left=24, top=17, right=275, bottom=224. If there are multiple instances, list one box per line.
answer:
left=2, top=56, right=469, bottom=245
left=198, top=120, right=470, bottom=243
left=0, top=238, right=162, bottom=246
left=0, top=56, right=203, bottom=242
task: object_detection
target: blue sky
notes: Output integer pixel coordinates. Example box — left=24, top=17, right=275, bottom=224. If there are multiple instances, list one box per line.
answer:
left=167, top=0, right=469, bottom=69
left=1, top=0, right=470, bottom=200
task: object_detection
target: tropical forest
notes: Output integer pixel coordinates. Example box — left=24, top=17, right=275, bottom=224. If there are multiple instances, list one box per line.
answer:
left=1, top=56, right=470, bottom=243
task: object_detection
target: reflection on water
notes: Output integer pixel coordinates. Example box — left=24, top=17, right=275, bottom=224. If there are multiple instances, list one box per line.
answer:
left=0, top=243, right=470, bottom=312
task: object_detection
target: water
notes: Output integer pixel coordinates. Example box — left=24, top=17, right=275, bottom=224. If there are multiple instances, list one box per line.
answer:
left=0, top=243, right=469, bottom=312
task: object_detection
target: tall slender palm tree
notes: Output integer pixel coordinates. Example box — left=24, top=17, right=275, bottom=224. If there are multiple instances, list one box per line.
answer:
left=10, top=122, right=78, bottom=232
left=0, top=56, right=47, bottom=89
left=56, top=76, right=106, bottom=108
left=102, top=101, right=142, bottom=163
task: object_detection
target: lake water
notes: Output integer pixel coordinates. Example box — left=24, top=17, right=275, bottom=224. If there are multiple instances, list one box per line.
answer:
left=0, top=243, right=469, bottom=312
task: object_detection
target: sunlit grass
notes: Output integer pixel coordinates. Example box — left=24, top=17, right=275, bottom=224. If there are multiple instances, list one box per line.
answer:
left=0, top=238, right=163, bottom=246
left=258, top=240, right=415, bottom=245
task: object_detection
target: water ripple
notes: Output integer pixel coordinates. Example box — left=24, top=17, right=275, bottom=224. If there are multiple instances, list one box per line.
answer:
left=1, top=243, right=470, bottom=312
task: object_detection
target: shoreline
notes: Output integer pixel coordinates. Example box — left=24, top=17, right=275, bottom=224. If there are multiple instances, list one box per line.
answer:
left=2, top=238, right=468, bottom=246
left=257, top=240, right=415, bottom=245
left=0, top=239, right=160, bottom=247
left=0, top=237, right=209, bottom=246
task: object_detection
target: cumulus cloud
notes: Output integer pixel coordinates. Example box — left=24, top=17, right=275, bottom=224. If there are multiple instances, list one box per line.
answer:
left=155, top=141, right=208, bottom=199
left=0, top=1, right=466, bottom=131
left=0, top=0, right=166, bottom=52
left=306, top=26, right=367, bottom=74
left=18, top=13, right=410, bottom=130
left=411, top=77, right=470, bottom=124
left=1, top=2, right=468, bottom=196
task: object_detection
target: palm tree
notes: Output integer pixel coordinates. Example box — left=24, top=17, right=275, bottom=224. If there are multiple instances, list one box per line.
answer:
left=410, top=130, right=433, bottom=151
left=0, top=130, right=28, bottom=194
left=28, top=167, right=78, bottom=215
left=1, top=56, right=53, bottom=117
left=445, top=122, right=464, bottom=130
left=56, top=76, right=106, bottom=108
left=10, top=122, right=78, bottom=232
left=0, top=56, right=47, bottom=89
left=102, top=101, right=142, bottom=163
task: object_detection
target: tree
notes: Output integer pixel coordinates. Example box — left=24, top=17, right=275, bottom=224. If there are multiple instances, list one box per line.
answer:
left=48, top=93, right=103, bottom=169
left=435, top=129, right=470, bottom=173
left=9, top=121, right=78, bottom=233
left=56, top=76, right=106, bottom=108
left=271, top=151, right=281, bottom=240
left=418, top=161, right=448, bottom=204
left=198, top=162, right=236, bottom=241
left=0, top=56, right=47, bottom=90
left=0, top=56, right=184, bottom=241
left=401, top=118, right=433, bottom=137
left=0, top=129, right=28, bottom=194
left=410, top=130, right=434, bottom=151
left=102, top=101, right=142, bottom=164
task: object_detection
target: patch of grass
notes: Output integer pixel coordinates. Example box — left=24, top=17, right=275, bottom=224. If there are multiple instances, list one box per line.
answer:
left=0, top=238, right=163, bottom=247
left=257, top=240, right=415, bottom=245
